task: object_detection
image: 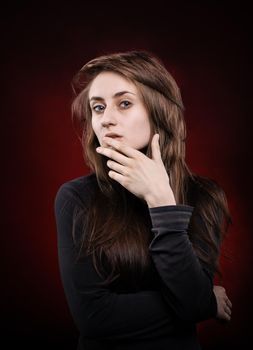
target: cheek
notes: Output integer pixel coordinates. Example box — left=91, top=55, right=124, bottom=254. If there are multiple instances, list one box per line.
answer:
left=91, top=118, right=99, bottom=135
left=135, top=115, right=151, bottom=136
left=92, top=120, right=104, bottom=147
left=128, top=113, right=151, bottom=145
left=91, top=117, right=95, bottom=130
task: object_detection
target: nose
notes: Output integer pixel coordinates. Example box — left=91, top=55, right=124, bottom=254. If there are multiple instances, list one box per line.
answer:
left=101, top=105, right=117, bottom=127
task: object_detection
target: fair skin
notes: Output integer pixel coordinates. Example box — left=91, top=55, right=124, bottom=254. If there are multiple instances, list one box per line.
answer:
left=89, top=71, right=176, bottom=207
left=89, top=71, right=232, bottom=321
left=213, top=285, right=232, bottom=321
left=90, top=71, right=151, bottom=152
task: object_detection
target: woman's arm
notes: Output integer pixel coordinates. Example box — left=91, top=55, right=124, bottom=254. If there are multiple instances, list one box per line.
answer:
left=148, top=205, right=218, bottom=323
left=54, top=184, right=177, bottom=341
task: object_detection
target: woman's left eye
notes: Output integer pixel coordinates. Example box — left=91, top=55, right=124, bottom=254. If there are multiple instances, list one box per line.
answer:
left=120, top=100, right=132, bottom=108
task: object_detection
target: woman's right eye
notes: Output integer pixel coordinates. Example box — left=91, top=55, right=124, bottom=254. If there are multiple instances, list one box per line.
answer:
left=93, top=105, right=105, bottom=113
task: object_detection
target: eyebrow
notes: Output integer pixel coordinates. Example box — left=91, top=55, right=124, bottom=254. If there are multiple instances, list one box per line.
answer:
left=89, top=91, right=136, bottom=103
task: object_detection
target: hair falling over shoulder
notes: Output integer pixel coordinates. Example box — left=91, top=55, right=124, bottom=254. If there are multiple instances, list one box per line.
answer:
left=70, top=50, right=232, bottom=287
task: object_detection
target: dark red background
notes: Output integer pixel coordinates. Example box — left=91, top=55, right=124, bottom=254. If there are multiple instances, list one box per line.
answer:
left=2, top=1, right=252, bottom=349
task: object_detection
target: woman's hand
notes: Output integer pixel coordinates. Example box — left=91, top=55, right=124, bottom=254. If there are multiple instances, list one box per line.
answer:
left=213, top=285, right=232, bottom=322
left=96, top=134, right=176, bottom=206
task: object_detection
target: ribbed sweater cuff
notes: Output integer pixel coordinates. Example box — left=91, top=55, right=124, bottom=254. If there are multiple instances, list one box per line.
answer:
left=148, top=205, right=194, bottom=234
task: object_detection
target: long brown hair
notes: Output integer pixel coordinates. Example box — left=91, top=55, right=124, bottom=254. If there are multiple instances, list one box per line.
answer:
left=71, top=50, right=232, bottom=287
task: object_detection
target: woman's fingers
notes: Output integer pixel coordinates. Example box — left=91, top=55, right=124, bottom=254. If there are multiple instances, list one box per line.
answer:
left=222, top=296, right=232, bottom=321
left=220, top=304, right=231, bottom=321
left=103, top=136, right=139, bottom=158
left=225, top=304, right=232, bottom=316
left=213, top=285, right=232, bottom=322
left=226, top=298, right=233, bottom=308
left=224, top=312, right=231, bottom=321
left=151, top=133, right=162, bottom=161
left=96, top=145, right=131, bottom=166
left=107, top=160, right=126, bottom=176
left=96, top=136, right=142, bottom=166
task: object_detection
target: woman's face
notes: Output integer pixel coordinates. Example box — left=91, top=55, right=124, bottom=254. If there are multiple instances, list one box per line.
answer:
left=89, top=71, right=151, bottom=150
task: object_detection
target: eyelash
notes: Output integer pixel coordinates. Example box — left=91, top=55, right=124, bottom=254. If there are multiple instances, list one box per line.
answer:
left=92, top=100, right=132, bottom=113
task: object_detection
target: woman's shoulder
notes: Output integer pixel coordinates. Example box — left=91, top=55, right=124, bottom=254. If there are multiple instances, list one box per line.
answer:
left=54, top=172, right=98, bottom=210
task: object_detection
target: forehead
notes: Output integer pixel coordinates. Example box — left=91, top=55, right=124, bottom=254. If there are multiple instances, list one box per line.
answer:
left=88, top=71, right=138, bottom=98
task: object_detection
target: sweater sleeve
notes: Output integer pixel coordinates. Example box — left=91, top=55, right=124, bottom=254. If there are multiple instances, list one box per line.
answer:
left=54, top=184, right=178, bottom=341
left=148, top=205, right=217, bottom=323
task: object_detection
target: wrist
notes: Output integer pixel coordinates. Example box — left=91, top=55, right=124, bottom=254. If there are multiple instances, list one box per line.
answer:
left=145, top=191, right=176, bottom=208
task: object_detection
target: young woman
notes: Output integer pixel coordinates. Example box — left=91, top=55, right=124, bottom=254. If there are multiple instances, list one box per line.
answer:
left=54, top=51, right=232, bottom=350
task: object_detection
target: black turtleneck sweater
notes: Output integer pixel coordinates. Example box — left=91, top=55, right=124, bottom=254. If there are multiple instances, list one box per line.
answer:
left=54, top=172, right=217, bottom=350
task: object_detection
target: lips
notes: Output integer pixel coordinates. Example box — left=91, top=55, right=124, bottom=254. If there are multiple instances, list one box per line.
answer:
left=104, top=133, right=122, bottom=138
